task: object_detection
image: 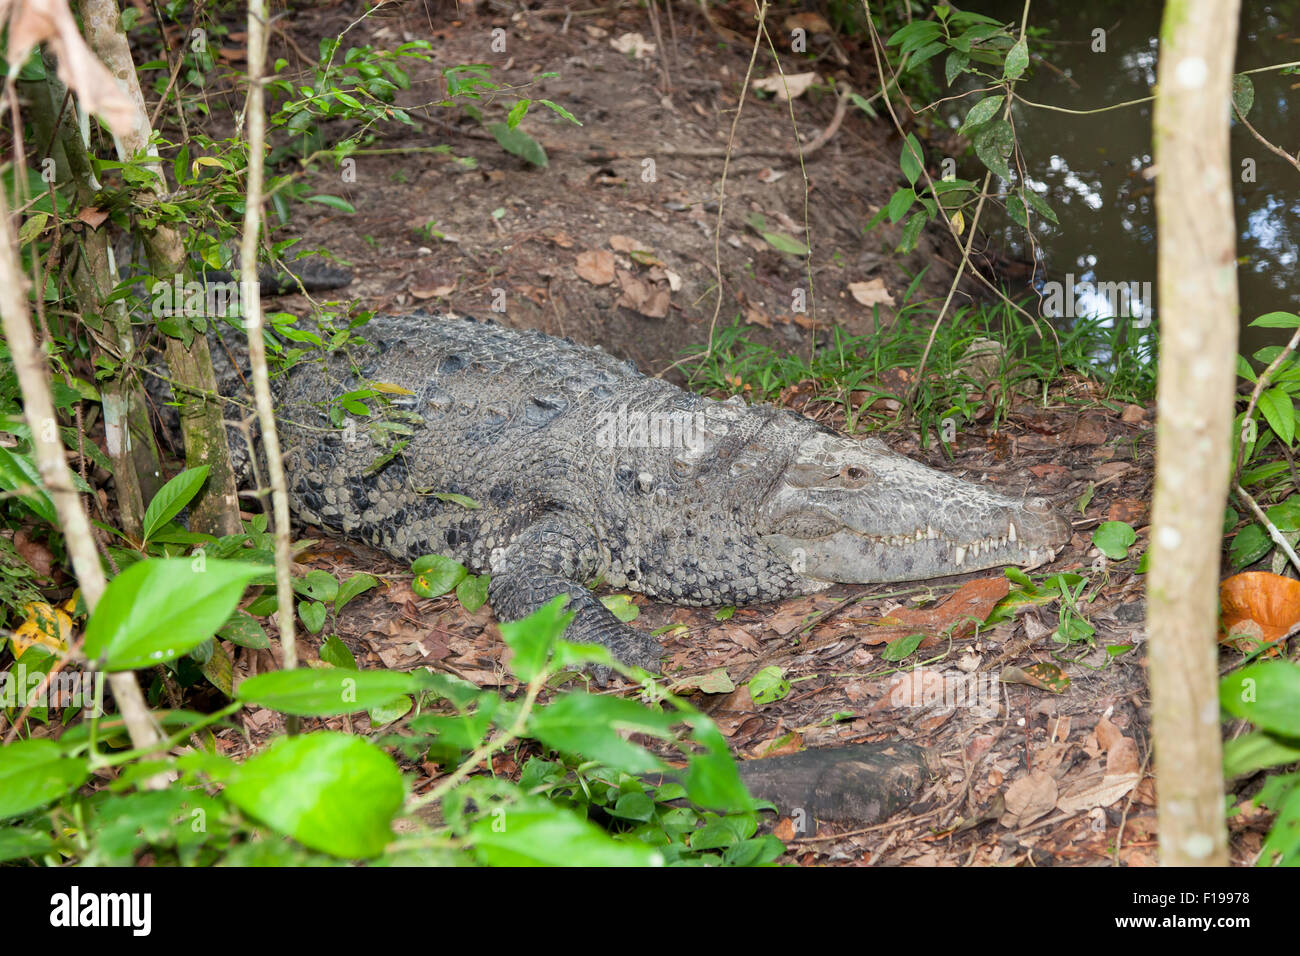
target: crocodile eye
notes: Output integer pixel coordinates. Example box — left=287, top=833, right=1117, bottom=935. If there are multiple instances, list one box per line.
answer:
left=840, top=465, right=871, bottom=486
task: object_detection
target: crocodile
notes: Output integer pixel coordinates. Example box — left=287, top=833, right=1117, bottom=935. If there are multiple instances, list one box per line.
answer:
left=206, top=310, right=1070, bottom=672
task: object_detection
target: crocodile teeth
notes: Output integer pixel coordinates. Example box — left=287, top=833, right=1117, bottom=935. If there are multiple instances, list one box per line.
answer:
left=1008, top=522, right=1017, bottom=543
left=954, top=545, right=966, bottom=566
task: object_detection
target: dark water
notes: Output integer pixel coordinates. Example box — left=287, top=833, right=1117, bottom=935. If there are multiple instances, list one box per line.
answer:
left=953, top=2, right=1300, bottom=360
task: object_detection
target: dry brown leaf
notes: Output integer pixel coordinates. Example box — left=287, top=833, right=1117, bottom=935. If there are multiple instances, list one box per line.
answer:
left=610, top=32, right=655, bottom=58
left=847, top=278, right=896, bottom=309
left=1001, top=771, right=1058, bottom=828
left=1056, top=770, right=1139, bottom=814
left=614, top=269, right=669, bottom=318
left=4, top=0, right=135, bottom=136
left=752, top=71, right=820, bottom=100
left=574, top=249, right=616, bottom=285
left=609, top=234, right=649, bottom=255
left=867, top=576, right=1011, bottom=646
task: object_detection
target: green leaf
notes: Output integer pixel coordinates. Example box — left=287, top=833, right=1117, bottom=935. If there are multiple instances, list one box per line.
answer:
left=1258, top=387, right=1295, bottom=446
left=538, top=98, right=581, bottom=125
left=298, top=600, right=327, bottom=633
left=335, top=573, right=379, bottom=615
left=528, top=693, right=675, bottom=773
left=500, top=595, right=574, bottom=681
left=748, top=666, right=790, bottom=705
left=1232, top=74, right=1255, bottom=117
left=1221, top=661, right=1300, bottom=737
left=1223, top=730, right=1300, bottom=778
left=469, top=796, right=664, bottom=866
left=886, top=187, right=916, bottom=223
left=1266, top=500, right=1300, bottom=533
left=319, top=634, right=358, bottom=669
left=759, top=230, right=810, bottom=256
left=1092, top=521, right=1137, bottom=560
left=1230, top=524, right=1272, bottom=570
left=1003, top=37, right=1029, bottom=80
left=0, top=827, right=54, bottom=862
left=0, top=447, right=56, bottom=524
left=883, top=632, right=925, bottom=661
left=368, top=696, right=412, bottom=727
left=1024, top=188, right=1058, bottom=224
left=84, top=558, right=269, bottom=670
left=896, top=211, right=926, bottom=253
left=222, top=732, right=404, bottom=858
left=293, top=569, right=338, bottom=603
left=1249, top=311, right=1300, bottom=329
left=236, top=668, right=421, bottom=716
left=680, top=717, right=755, bottom=814
left=899, top=133, right=924, bottom=185
left=960, top=94, right=1003, bottom=134
left=944, top=51, right=971, bottom=86
left=142, top=466, right=210, bottom=542
left=1237, top=354, right=1258, bottom=383
left=599, top=593, right=640, bottom=623
left=217, top=609, right=271, bottom=649
left=506, top=99, right=530, bottom=129
left=1006, top=194, right=1028, bottom=228
left=0, top=739, right=89, bottom=819
left=455, top=573, right=490, bottom=612
left=974, top=120, right=1014, bottom=180
left=303, top=194, right=356, bottom=214
left=1259, top=780, right=1300, bottom=866
left=411, top=555, right=468, bottom=597
left=486, top=122, right=548, bottom=167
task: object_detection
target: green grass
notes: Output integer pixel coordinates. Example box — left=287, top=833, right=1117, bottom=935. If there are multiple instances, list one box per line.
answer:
left=683, top=289, right=1157, bottom=450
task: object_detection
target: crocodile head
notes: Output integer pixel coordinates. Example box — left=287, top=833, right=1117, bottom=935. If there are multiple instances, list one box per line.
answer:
left=759, top=432, right=1071, bottom=584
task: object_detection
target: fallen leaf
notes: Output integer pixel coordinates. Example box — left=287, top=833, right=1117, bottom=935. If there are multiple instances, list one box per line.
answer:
left=847, top=278, right=896, bottom=309
left=752, top=71, right=820, bottom=100
left=614, top=269, right=669, bottom=318
left=574, top=249, right=615, bottom=285
left=1219, top=571, right=1300, bottom=651
left=1000, top=661, right=1070, bottom=693
left=1001, top=771, right=1058, bottom=827
left=610, top=32, right=655, bottom=59
left=865, top=576, right=1010, bottom=646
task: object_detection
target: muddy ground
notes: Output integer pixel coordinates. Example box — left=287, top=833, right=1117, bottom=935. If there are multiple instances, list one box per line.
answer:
left=148, top=1, right=1272, bottom=864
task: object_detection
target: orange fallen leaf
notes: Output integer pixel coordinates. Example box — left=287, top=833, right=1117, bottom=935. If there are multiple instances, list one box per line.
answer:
left=1219, top=571, right=1300, bottom=652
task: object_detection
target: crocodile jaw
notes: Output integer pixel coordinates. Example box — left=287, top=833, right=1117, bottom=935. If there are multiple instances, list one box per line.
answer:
left=758, top=433, right=1071, bottom=584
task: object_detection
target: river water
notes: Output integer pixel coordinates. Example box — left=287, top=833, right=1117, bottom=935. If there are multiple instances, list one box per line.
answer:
left=949, top=2, right=1299, bottom=361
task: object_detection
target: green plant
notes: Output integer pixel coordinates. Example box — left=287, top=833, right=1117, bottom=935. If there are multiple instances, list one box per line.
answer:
left=0, top=576, right=778, bottom=866
left=1220, top=661, right=1300, bottom=865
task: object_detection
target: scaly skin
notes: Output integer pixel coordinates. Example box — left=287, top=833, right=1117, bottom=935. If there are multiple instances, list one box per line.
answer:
left=210, top=310, right=1070, bottom=671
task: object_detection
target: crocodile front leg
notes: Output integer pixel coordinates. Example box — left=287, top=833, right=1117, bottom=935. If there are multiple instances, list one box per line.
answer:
left=487, top=515, right=664, bottom=673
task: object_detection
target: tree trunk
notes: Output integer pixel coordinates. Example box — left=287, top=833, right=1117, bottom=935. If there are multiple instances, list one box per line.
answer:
left=1147, top=0, right=1239, bottom=866
left=76, top=0, right=242, bottom=536
left=20, top=63, right=162, bottom=539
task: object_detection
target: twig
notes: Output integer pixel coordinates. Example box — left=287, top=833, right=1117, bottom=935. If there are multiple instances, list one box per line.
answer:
left=1233, top=325, right=1300, bottom=485
left=241, top=1, right=299, bottom=692
left=1234, top=482, right=1300, bottom=575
